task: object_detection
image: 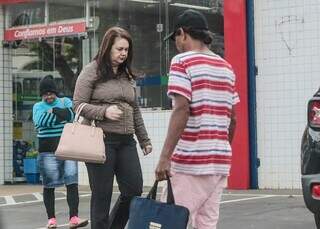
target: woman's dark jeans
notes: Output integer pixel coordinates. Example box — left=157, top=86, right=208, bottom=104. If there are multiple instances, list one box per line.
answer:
left=86, top=134, right=143, bottom=229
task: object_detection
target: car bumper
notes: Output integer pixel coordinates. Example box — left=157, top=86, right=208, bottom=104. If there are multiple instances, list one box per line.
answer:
left=302, top=174, right=320, bottom=213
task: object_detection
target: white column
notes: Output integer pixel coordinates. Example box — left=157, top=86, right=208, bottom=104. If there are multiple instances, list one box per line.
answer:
left=0, top=5, right=4, bottom=185
left=0, top=5, right=13, bottom=184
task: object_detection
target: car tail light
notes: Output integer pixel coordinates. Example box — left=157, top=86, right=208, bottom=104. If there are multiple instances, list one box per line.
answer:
left=308, top=97, right=320, bottom=131
left=312, top=184, right=320, bottom=199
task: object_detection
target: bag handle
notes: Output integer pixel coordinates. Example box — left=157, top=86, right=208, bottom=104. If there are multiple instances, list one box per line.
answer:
left=74, top=103, right=96, bottom=127
left=147, top=177, right=175, bottom=204
left=74, top=103, right=86, bottom=122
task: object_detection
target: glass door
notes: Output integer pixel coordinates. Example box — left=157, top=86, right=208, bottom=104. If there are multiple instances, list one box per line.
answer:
left=4, top=0, right=90, bottom=183
left=88, top=0, right=168, bottom=108
left=11, top=36, right=83, bottom=181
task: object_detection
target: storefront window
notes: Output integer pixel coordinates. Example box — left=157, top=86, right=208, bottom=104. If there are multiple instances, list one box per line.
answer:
left=169, top=1, right=224, bottom=57
left=10, top=37, right=83, bottom=181
left=91, top=0, right=224, bottom=108
left=7, top=0, right=224, bottom=109
left=5, top=0, right=224, bottom=181
left=49, top=0, right=86, bottom=23
left=6, top=2, right=45, bottom=27
left=12, top=37, right=83, bottom=104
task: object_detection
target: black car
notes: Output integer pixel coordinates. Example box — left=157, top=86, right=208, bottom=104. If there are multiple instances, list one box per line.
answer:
left=301, top=89, right=320, bottom=228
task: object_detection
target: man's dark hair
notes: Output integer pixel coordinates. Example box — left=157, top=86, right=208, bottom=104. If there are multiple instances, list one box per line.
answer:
left=177, top=27, right=213, bottom=45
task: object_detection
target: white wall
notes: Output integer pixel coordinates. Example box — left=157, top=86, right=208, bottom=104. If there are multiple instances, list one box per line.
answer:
left=79, top=109, right=172, bottom=187
left=0, top=5, right=4, bottom=185
left=254, top=0, right=320, bottom=188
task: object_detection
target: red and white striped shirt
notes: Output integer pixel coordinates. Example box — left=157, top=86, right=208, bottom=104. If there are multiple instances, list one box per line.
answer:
left=168, top=51, right=240, bottom=176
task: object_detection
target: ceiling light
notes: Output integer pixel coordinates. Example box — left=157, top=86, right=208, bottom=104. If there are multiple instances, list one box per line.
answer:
left=170, top=3, right=212, bottom=11
left=129, top=0, right=159, bottom=4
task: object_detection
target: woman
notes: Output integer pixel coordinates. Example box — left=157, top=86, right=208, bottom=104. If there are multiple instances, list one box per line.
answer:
left=73, top=27, right=152, bottom=229
left=33, top=75, right=88, bottom=229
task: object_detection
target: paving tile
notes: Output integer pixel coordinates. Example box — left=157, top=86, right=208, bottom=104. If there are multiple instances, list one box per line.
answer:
left=14, top=194, right=37, bottom=203
left=0, top=197, right=5, bottom=204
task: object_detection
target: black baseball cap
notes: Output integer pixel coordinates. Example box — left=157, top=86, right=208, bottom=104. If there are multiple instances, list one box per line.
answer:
left=164, top=9, right=209, bottom=41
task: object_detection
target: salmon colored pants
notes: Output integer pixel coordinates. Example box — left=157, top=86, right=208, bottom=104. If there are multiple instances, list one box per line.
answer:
left=161, top=172, right=227, bottom=229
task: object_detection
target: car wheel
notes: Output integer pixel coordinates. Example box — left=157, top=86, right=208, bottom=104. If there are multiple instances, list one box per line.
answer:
left=315, top=213, right=320, bottom=229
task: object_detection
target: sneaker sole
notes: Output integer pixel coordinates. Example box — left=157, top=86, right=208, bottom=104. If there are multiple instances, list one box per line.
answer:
left=69, top=220, right=89, bottom=229
left=47, top=226, right=57, bottom=229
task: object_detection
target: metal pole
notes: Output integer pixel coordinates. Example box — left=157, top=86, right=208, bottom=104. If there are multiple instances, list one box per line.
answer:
left=159, top=0, right=162, bottom=77
left=247, top=0, right=259, bottom=189
left=164, top=0, right=170, bottom=73
left=45, top=0, right=49, bottom=25
left=86, top=0, right=90, bottom=28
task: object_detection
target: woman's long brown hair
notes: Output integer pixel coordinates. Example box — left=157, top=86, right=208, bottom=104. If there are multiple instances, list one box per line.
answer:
left=94, top=26, right=136, bottom=81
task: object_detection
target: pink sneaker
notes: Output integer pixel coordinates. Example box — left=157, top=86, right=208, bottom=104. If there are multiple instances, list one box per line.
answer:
left=69, top=216, right=88, bottom=228
left=46, top=218, right=57, bottom=228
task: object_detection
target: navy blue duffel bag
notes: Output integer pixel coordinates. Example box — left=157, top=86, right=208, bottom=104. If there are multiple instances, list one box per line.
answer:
left=127, top=178, right=190, bottom=229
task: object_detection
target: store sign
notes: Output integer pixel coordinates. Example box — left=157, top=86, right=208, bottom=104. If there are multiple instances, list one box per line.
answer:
left=4, top=21, right=86, bottom=41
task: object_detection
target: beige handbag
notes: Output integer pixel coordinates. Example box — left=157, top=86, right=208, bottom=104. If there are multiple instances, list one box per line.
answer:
left=55, top=103, right=106, bottom=164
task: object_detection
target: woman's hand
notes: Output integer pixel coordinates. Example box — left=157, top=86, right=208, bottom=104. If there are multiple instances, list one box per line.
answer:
left=143, top=144, right=152, bottom=156
left=105, top=105, right=123, bottom=120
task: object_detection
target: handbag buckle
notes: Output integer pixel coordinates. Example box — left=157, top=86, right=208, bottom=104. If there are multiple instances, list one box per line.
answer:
left=149, top=222, right=162, bottom=229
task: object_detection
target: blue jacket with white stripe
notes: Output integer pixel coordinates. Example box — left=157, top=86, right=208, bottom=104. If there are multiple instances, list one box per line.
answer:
left=33, top=97, right=75, bottom=153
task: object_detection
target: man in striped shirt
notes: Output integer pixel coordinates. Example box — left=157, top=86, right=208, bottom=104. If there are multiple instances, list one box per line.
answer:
left=155, top=9, right=239, bottom=229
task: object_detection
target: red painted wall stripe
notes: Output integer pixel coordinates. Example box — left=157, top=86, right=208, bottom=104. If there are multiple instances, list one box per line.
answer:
left=224, top=0, right=250, bottom=189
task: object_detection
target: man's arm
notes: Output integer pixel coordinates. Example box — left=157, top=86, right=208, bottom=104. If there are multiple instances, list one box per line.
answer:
left=155, top=94, right=190, bottom=180
left=228, top=106, right=236, bottom=143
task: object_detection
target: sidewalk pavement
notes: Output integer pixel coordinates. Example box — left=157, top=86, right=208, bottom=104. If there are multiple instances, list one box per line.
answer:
left=0, top=183, right=303, bottom=197
left=0, top=184, right=91, bottom=196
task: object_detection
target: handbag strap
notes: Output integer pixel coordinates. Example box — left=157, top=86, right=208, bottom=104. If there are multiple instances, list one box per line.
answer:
left=147, top=177, right=175, bottom=204
left=75, top=102, right=87, bottom=114
left=74, top=103, right=86, bottom=122
left=74, top=103, right=97, bottom=127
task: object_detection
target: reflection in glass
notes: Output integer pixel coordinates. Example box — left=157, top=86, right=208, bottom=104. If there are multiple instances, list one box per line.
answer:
left=49, top=0, right=86, bottom=22
left=7, top=0, right=224, bottom=109
left=6, top=2, right=45, bottom=27
left=11, top=38, right=82, bottom=129
left=11, top=37, right=83, bottom=181
left=101, top=0, right=225, bottom=108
